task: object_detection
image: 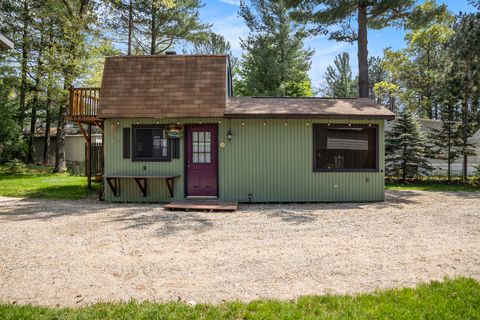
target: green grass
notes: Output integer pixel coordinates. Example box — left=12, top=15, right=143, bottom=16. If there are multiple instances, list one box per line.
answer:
left=0, top=165, right=99, bottom=200
left=385, top=180, right=480, bottom=192
left=0, top=278, right=479, bottom=319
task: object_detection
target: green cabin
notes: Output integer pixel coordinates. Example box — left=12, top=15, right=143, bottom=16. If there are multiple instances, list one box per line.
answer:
left=68, top=55, right=395, bottom=203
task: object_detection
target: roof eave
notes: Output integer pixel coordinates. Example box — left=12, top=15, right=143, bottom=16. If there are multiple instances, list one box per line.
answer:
left=224, top=113, right=396, bottom=120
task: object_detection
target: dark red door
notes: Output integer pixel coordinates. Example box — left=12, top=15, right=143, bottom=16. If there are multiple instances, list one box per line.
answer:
left=185, top=125, right=218, bottom=197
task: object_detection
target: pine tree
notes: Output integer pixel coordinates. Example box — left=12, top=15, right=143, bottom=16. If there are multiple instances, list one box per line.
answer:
left=287, top=0, right=415, bottom=98
left=386, top=109, right=432, bottom=181
left=191, top=32, right=239, bottom=80
left=368, top=56, right=387, bottom=103
left=237, top=0, right=313, bottom=97
left=447, top=10, right=480, bottom=182
left=133, top=0, right=210, bottom=55
left=322, top=52, right=357, bottom=98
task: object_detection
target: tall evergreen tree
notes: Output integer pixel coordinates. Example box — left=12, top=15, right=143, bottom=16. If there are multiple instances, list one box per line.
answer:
left=287, top=0, right=415, bottom=98
left=447, top=10, right=480, bottom=182
left=322, top=52, right=357, bottom=98
left=191, top=32, right=239, bottom=81
left=385, top=109, right=432, bottom=181
left=133, top=0, right=210, bottom=55
left=237, top=0, right=313, bottom=97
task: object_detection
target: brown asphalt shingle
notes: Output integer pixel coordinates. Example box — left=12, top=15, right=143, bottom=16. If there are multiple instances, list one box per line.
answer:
left=225, top=97, right=395, bottom=120
left=98, top=55, right=228, bottom=118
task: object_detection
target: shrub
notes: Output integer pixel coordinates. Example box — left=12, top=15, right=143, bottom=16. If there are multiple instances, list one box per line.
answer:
left=4, top=159, right=28, bottom=175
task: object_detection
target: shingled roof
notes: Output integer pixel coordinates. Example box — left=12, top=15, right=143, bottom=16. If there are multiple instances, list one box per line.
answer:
left=225, top=97, right=395, bottom=120
left=98, top=55, right=229, bottom=118
left=97, top=55, right=394, bottom=120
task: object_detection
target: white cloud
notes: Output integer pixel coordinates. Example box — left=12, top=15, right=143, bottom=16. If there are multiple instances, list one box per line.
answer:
left=219, top=0, right=240, bottom=5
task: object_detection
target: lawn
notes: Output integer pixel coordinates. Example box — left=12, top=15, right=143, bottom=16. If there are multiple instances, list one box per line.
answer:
left=0, top=165, right=99, bottom=200
left=0, top=278, right=478, bottom=320
left=385, top=180, right=480, bottom=192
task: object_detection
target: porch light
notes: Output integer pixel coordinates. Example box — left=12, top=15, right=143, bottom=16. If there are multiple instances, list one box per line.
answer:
left=227, top=129, right=233, bottom=141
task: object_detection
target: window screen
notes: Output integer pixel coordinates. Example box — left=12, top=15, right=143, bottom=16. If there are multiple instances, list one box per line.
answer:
left=133, top=126, right=170, bottom=161
left=313, top=124, right=377, bottom=171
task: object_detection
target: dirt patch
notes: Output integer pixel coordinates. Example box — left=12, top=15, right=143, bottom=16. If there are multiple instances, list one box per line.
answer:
left=0, top=190, right=479, bottom=307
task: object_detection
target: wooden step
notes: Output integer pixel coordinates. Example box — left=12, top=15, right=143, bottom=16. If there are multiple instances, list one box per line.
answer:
left=165, top=200, right=238, bottom=212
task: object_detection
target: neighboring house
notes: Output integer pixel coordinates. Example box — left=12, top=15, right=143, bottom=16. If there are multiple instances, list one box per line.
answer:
left=0, top=33, right=13, bottom=50
left=68, top=55, right=395, bottom=203
left=33, top=128, right=102, bottom=174
left=385, top=118, right=480, bottom=176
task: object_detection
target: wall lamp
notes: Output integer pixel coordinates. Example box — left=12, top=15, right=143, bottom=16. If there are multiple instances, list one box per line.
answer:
left=227, top=129, right=233, bottom=141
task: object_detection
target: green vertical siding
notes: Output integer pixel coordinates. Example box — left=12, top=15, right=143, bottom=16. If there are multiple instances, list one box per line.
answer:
left=104, top=118, right=385, bottom=202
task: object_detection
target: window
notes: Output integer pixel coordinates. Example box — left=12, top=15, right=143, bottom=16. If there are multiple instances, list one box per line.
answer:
left=192, top=131, right=211, bottom=163
left=132, top=125, right=170, bottom=161
left=313, top=124, right=378, bottom=171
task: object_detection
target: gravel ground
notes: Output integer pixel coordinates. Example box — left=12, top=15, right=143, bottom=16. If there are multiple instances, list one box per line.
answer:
left=0, top=190, right=479, bottom=307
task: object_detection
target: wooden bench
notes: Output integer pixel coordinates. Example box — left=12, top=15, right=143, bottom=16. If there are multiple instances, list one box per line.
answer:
left=105, top=174, right=180, bottom=198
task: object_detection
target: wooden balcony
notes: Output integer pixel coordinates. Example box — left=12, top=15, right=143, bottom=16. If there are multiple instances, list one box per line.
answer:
left=67, top=87, right=102, bottom=124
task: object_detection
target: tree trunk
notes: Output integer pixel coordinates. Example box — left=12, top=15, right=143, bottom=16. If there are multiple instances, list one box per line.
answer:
left=43, top=85, right=52, bottom=165
left=150, top=2, right=156, bottom=55
left=18, top=0, right=30, bottom=128
left=54, top=103, right=67, bottom=173
left=447, top=145, right=451, bottom=183
left=27, top=28, right=45, bottom=164
left=462, top=99, right=469, bottom=182
left=127, top=0, right=133, bottom=55
left=357, top=3, right=369, bottom=98
left=462, top=65, right=470, bottom=183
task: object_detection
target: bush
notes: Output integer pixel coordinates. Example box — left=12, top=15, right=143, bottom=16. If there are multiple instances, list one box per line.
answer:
left=473, top=164, right=480, bottom=183
left=3, top=159, right=28, bottom=175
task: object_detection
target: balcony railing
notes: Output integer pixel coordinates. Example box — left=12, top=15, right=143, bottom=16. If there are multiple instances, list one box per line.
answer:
left=68, top=87, right=101, bottom=120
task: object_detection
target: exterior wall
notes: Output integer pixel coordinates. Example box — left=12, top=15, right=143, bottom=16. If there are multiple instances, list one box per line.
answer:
left=104, top=118, right=385, bottom=203
left=33, top=134, right=102, bottom=164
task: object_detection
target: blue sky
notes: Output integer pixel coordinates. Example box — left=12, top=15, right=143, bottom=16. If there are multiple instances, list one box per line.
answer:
left=192, top=0, right=477, bottom=89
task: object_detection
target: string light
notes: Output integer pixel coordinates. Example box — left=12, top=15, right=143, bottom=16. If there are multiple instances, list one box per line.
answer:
left=136, top=121, right=139, bottom=124
left=306, top=121, right=309, bottom=126
left=327, top=122, right=331, bottom=126
left=348, top=123, right=351, bottom=126
left=199, top=120, right=202, bottom=124
left=241, top=122, right=245, bottom=126
left=263, top=122, right=267, bottom=126
left=284, top=121, right=288, bottom=126
left=218, top=120, right=222, bottom=124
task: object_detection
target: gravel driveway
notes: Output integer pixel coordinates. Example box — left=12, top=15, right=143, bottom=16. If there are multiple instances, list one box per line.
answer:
left=0, top=190, right=479, bottom=307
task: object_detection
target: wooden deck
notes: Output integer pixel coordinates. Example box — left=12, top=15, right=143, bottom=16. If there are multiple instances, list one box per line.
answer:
left=165, top=200, right=238, bottom=212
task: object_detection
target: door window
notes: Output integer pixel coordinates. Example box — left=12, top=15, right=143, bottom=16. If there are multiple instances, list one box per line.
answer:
left=192, top=131, right=211, bottom=163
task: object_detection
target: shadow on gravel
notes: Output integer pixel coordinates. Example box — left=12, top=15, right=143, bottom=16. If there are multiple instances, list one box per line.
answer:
left=110, top=211, right=214, bottom=236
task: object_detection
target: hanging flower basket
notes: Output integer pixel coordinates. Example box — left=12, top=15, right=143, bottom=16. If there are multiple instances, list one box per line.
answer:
left=165, top=124, right=184, bottom=138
